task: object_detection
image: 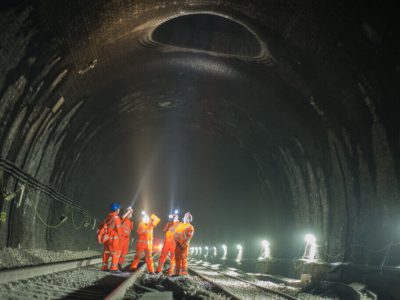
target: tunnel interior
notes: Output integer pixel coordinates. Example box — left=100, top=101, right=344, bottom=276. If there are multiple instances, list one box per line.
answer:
left=1, top=0, right=400, bottom=295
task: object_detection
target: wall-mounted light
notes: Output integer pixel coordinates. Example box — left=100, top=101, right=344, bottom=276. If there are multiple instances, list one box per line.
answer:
left=235, top=244, right=243, bottom=263
left=303, top=233, right=317, bottom=261
left=213, top=246, right=217, bottom=258
left=221, top=244, right=227, bottom=260
left=204, top=246, right=209, bottom=259
left=258, top=240, right=271, bottom=260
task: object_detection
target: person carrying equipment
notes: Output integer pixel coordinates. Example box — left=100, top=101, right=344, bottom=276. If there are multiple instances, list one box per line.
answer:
left=174, top=212, right=194, bottom=276
left=118, top=206, right=134, bottom=269
left=156, top=211, right=180, bottom=275
left=129, top=211, right=160, bottom=273
left=98, top=202, right=123, bottom=272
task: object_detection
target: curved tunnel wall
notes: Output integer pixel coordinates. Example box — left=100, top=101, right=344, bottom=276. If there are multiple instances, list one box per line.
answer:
left=0, top=0, right=399, bottom=264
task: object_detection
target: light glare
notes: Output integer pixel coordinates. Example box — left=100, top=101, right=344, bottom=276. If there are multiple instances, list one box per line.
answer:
left=204, top=246, right=209, bottom=258
left=235, top=244, right=243, bottom=263
left=258, top=240, right=271, bottom=260
left=221, top=244, right=227, bottom=260
left=304, top=233, right=317, bottom=261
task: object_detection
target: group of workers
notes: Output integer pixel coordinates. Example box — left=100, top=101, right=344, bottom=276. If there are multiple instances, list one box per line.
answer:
left=98, top=202, right=194, bottom=276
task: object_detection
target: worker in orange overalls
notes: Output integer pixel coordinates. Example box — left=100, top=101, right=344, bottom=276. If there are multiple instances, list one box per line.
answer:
left=118, top=206, right=134, bottom=269
left=156, top=211, right=180, bottom=275
left=174, top=212, right=194, bottom=276
left=101, top=202, right=123, bottom=272
left=129, top=211, right=160, bottom=273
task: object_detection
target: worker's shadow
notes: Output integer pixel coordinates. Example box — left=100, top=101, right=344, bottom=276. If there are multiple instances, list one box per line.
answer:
left=59, top=274, right=127, bottom=299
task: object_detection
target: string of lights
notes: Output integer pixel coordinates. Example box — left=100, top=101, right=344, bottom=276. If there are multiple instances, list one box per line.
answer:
left=190, top=233, right=400, bottom=265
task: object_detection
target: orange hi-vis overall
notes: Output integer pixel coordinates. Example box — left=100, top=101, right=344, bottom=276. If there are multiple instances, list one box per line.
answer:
left=174, top=222, right=194, bottom=275
left=129, top=214, right=160, bottom=273
left=118, top=218, right=134, bottom=265
left=102, top=211, right=123, bottom=271
left=156, top=221, right=180, bottom=275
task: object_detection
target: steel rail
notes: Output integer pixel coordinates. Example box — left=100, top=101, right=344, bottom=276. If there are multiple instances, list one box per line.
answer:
left=104, top=263, right=147, bottom=300
left=189, top=263, right=300, bottom=300
left=104, top=251, right=160, bottom=300
left=0, top=255, right=103, bottom=284
left=188, top=267, right=241, bottom=300
left=0, top=253, right=135, bottom=284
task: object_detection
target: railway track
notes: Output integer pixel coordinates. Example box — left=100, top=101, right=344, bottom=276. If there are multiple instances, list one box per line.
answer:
left=0, top=253, right=154, bottom=300
left=189, top=261, right=300, bottom=300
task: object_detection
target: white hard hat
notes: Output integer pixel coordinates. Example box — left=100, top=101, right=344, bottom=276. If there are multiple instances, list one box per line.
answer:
left=183, top=212, right=193, bottom=223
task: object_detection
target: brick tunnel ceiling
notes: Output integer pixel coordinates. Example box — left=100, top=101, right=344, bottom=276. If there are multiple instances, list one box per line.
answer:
left=1, top=1, right=400, bottom=256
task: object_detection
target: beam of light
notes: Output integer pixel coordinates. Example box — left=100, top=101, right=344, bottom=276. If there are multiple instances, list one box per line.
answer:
left=235, top=244, right=243, bottom=264
left=258, top=240, right=271, bottom=260
left=204, top=246, right=209, bottom=259
left=130, top=145, right=162, bottom=208
left=213, top=246, right=217, bottom=257
left=221, top=244, right=227, bottom=260
left=169, top=172, right=177, bottom=212
left=303, top=233, right=317, bottom=261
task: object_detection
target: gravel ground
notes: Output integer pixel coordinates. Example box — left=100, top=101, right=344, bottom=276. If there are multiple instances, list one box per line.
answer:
left=123, top=261, right=230, bottom=299
left=190, top=264, right=289, bottom=300
left=0, top=247, right=100, bottom=270
left=0, top=265, right=132, bottom=299
left=190, top=261, right=343, bottom=300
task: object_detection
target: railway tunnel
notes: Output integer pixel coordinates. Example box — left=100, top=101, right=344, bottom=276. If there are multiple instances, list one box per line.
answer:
left=0, top=0, right=399, bottom=299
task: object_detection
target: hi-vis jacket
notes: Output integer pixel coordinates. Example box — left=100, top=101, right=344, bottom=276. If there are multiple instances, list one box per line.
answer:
left=136, top=214, right=160, bottom=249
left=175, top=223, right=194, bottom=246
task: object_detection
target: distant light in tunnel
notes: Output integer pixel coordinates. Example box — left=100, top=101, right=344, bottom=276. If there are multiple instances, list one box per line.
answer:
left=204, top=246, right=209, bottom=258
left=213, top=246, right=217, bottom=257
left=199, top=247, right=202, bottom=255
left=305, top=234, right=316, bottom=244
left=235, top=244, right=243, bottom=263
left=221, top=244, right=227, bottom=260
left=258, top=240, right=271, bottom=260
left=303, top=233, right=317, bottom=261
left=190, top=247, right=194, bottom=255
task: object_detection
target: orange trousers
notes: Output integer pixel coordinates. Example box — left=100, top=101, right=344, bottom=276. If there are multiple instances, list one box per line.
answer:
left=119, top=237, right=130, bottom=264
left=130, top=246, right=154, bottom=273
left=156, top=242, right=176, bottom=275
left=175, top=243, right=189, bottom=275
left=102, top=239, right=121, bottom=271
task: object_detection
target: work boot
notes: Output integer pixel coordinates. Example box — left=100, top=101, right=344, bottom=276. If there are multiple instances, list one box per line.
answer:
left=129, top=267, right=137, bottom=273
left=110, top=269, right=122, bottom=274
